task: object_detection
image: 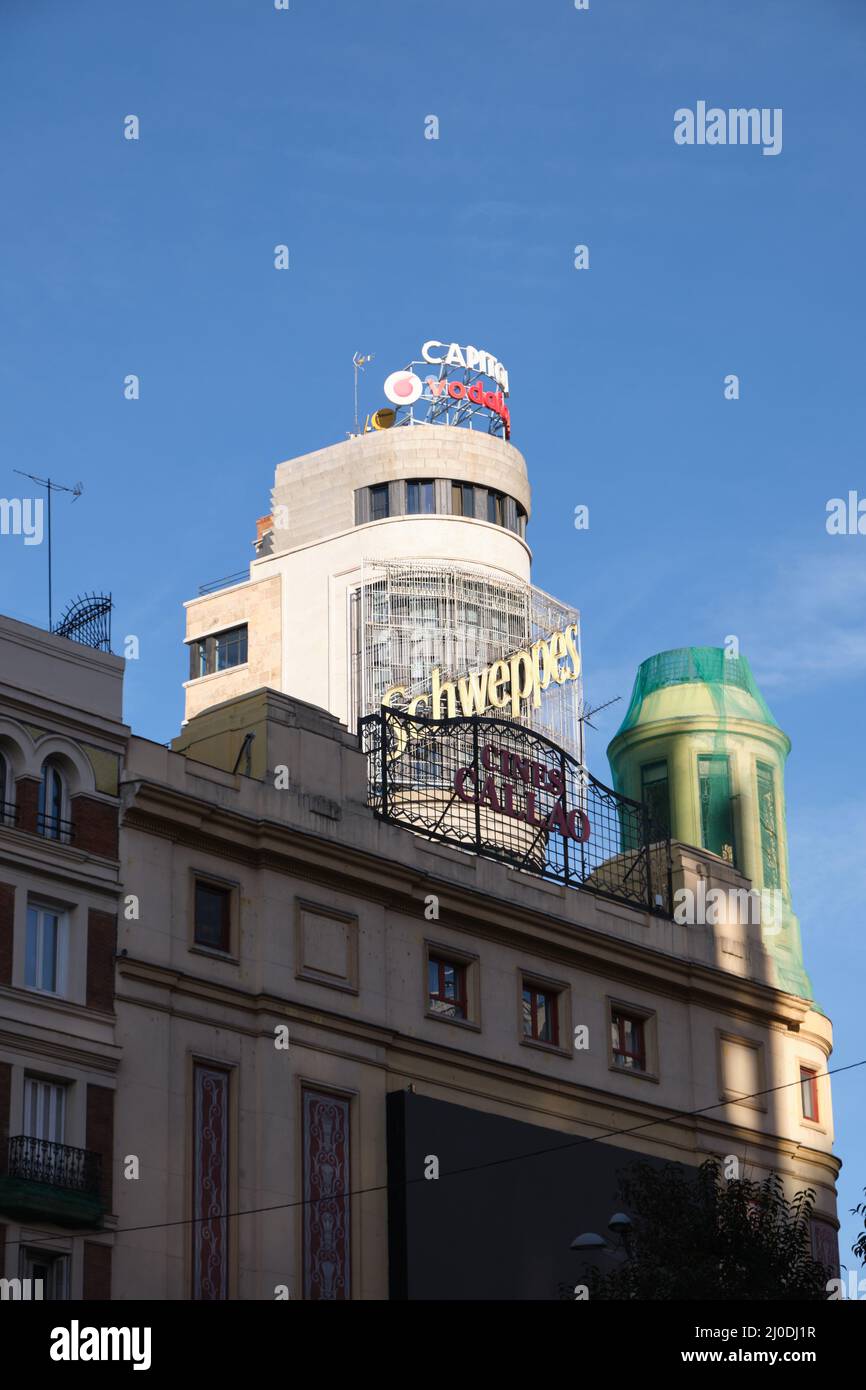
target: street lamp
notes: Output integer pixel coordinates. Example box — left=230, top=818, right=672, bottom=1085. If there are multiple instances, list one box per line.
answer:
left=570, top=1232, right=607, bottom=1251
left=571, top=1212, right=633, bottom=1257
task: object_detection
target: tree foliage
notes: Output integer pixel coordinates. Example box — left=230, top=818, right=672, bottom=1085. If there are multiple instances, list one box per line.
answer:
left=852, top=1190, right=866, bottom=1266
left=570, top=1158, right=832, bottom=1301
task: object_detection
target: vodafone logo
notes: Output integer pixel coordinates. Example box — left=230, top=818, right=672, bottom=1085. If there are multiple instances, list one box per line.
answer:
left=384, top=370, right=423, bottom=405
left=427, top=375, right=510, bottom=437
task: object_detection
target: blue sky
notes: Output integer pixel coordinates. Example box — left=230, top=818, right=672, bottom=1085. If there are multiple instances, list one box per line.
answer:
left=2, top=0, right=864, bottom=1278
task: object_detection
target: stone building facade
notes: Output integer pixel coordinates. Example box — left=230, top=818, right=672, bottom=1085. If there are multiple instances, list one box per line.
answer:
left=0, top=615, right=126, bottom=1299
left=0, top=415, right=841, bottom=1300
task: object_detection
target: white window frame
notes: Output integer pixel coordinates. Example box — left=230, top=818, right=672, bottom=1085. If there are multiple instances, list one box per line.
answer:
left=25, top=902, right=69, bottom=996
left=23, top=1076, right=67, bottom=1143
left=19, top=1246, right=70, bottom=1300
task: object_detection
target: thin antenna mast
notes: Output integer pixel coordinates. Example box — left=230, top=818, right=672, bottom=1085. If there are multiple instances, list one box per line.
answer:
left=12, top=471, right=83, bottom=630
left=352, top=352, right=374, bottom=435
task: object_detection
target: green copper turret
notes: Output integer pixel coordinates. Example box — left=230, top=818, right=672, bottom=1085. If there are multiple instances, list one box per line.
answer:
left=607, top=647, right=813, bottom=1000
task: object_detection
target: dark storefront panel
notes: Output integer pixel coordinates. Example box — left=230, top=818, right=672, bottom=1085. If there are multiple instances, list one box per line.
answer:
left=387, top=1090, right=662, bottom=1301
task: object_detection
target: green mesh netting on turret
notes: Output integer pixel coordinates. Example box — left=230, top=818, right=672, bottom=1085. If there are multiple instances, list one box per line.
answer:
left=616, top=646, right=778, bottom=736
left=615, top=646, right=814, bottom=1003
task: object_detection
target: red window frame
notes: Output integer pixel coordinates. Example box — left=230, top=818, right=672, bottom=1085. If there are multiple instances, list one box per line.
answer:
left=611, top=1010, right=647, bottom=1071
left=800, top=1066, right=819, bottom=1122
left=522, top=983, right=559, bottom=1045
left=428, top=957, right=467, bottom=1020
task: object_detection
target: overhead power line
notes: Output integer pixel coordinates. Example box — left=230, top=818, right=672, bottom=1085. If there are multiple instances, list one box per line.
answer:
left=6, top=1056, right=862, bottom=1254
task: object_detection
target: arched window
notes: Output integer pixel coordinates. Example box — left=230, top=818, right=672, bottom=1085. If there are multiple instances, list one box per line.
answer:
left=0, top=751, right=10, bottom=825
left=38, top=761, right=67, bottom=841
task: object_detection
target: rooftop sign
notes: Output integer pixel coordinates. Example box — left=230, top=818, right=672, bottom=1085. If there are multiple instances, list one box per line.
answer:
left=382, top=624, right=580, bottom=723
left=420, top=341, right=509, bottom=394
left=379, top=337, right=512, bottom=439
left=360, top=707, right=672, bottom=915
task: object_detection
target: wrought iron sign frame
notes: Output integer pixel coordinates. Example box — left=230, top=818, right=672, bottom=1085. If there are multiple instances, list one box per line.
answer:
left=360, top=706, right=673, bottom=917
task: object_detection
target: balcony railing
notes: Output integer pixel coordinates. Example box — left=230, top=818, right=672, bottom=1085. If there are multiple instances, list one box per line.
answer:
left=7, top=1136, right=102, bottom=1196
left=0, top=799, right=17, bottom=827
left=198, top=569, right=248, bottom=596
left=360, top=707, right=673, bottom=915
left=37, top=813, right=75, bottom=844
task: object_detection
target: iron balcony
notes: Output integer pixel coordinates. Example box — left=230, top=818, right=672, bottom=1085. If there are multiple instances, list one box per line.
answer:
left=0, top=1137, right=105, bottom=1228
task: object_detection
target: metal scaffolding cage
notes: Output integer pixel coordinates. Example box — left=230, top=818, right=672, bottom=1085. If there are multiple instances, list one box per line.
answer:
left=390, top=358, right=508, bottom=437
left=352, top=558, right=583, bottom=764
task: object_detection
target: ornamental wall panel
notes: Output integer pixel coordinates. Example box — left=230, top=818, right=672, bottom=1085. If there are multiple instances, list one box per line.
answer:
left=192, top=1063, right=230, bottom=1300
left=302, top=1088, right=351, bottom=1301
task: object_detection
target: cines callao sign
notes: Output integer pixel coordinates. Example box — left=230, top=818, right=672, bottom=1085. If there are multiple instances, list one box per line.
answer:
left=455, top=741, right=591, bottom=844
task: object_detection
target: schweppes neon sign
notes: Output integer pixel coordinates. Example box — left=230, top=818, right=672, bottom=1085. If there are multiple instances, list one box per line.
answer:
left=382, top=622, right=581, bottom=723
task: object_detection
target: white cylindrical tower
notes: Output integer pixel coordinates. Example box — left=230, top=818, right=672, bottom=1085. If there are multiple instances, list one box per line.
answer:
left=182, top=423, right=581, bottom=757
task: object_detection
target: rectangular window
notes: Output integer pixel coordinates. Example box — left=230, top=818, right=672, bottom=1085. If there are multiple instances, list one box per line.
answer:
left=719, top=1033, right=765, bottom=1109
left=20, top=1248, right=70, bottom=1300
left=369, top=483, right=390, bottom=521
left=428, top=957, right=467, bottom=1020
left=641, top=761, right=672, bottom=839
left=611, top=1010, right=646, bottom=1071
left=194, top=880, right=232, bottom=953
left=25, top=904, right=66, bottom=995
left=189, top=625, right=248, bottom=679
left=451, top=482, right=475, bottom=518
left=406, top=479, right=435, bottom=515
left=800, top=1066, right=819, bottom=1122
left=303, top=1089, right=351, bottom=1300
left=487, top=490, right=504, bottom=526
left=192, top=1063, right=230, bottom=1299
left=23, top=1077, right=66, bottom=1143
left=756, top=761, right=781, bottom=890
left=190, top=640, right=207, bottom=680
left=522, top=983, right=558, bottom=1045
left=698, top=754, right=737, bottom=865
left=215, top=626, right=247, bottom=671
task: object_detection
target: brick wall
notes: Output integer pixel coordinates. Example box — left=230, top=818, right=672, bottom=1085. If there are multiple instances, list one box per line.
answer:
left=0, top=1061, right=10, bottom=1178
left=14, top=777, right=39, bottom=834
left=0, top=882, right=13, bottom=986
left=86, top=910, right=117, bottom=1013
left=86, top=1085, right=114, bottom=1210
left=83, top=1241, right=112, bottom=1299
left=71, top=795, right=119, bottom=859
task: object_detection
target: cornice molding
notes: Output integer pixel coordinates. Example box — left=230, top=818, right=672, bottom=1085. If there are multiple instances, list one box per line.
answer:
left=121, top=792, right=813, bottom=1031
left=0, top=831, right=123, bottom=893
left=0, top=1025, right=120, bottom=1074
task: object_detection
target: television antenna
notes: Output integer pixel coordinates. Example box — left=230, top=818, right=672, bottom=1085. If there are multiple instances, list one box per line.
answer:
left=12, top=471, right=84, bottom=631
left=579, top=694, right=622, bottom=732
left=352, top=352, right=374, bottom=435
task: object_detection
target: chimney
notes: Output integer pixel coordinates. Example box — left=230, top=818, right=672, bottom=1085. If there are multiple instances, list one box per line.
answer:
left=254, top=514, right=274, bottom=556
